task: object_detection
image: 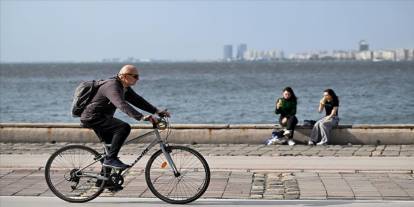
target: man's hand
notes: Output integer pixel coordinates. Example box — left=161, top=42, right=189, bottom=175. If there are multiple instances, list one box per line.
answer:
left=143, top=115, right=159, bottom=124
left=157, top=109, right=171, bottom=118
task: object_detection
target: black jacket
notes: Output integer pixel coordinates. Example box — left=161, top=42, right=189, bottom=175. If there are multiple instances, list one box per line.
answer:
left=80, top=77, right=157, bottom=126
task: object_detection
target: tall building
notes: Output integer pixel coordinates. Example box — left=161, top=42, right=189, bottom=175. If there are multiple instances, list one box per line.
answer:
left=359, top=40, right=369, bottom=51
left=223, top=45, right=233, bottom=61
left=236, top=44, right=247, bottom=60
left=395, top=49, right=409, bottom=61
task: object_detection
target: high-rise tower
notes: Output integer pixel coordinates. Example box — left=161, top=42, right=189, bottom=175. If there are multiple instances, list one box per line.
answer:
left=236, top=44, right=247, bottom=60
left=359, top=40, right=369, bottom=51
left=223, top=45, right=233, bottom=61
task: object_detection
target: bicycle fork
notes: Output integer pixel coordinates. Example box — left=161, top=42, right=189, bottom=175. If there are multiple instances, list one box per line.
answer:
left=160, top=144, right=180, bottom=177
left=156, top=131, right=180, bottom=177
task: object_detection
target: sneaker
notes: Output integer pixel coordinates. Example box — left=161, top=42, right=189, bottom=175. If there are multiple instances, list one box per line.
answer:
left=316, top=141, right=327, bottom=146
left=287, top=139, right=295, bottom=146
left=103, top=157, right=130, bottom=169
left=308, top=140, right=315, bottom=145
left=283, top=130, right=291, bottom=137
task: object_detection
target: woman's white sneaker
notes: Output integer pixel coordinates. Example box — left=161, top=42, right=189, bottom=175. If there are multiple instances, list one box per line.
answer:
left=287, top=139, right=296, bottom=146
left=316, top=141, right=327, bottom=146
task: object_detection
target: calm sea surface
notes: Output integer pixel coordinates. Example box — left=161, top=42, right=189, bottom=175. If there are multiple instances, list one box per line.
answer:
left=0, top=62, right=413, bottom=124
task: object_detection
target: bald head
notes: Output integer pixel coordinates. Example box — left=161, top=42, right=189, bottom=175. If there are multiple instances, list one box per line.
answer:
left=118, top=65, right=140, bottom=87
left=119, top=65, right=138, bottom=75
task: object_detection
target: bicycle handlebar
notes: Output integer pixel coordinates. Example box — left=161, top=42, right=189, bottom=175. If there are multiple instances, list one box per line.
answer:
left=143, top=108, right=170, bottom=129
left=156, top=117, right=168, bottom=130
left=143, top=115, right=169, bottom=129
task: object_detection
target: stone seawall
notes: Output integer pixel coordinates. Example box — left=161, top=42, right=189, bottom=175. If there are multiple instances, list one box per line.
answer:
left=0, top=123, right=413, bottom=145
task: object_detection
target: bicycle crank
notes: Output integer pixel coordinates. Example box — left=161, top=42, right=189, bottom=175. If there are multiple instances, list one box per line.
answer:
left=109, top=173, right=124, bottom=186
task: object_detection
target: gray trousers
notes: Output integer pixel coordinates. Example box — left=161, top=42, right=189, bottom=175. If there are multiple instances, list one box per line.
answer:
left=310, top=116, right=339, bottom=143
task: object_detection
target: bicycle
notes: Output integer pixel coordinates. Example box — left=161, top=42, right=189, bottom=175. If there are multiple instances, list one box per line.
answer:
left=44, top=117, right=210, bottom=204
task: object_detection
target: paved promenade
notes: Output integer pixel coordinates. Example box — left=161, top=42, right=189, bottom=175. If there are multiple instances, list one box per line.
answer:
left=2, top=142, right=414, bottom=157
left=1, top=143, right=414, bottom=200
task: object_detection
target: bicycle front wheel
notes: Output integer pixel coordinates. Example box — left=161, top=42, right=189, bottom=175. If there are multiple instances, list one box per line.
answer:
left=145, top=146, right=210, bottom=204
left=44, top=145, right=105, bottom=203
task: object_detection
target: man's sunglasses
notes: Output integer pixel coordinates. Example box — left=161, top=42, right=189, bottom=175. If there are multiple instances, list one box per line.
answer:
left=123, top=74, right=139, bottom=79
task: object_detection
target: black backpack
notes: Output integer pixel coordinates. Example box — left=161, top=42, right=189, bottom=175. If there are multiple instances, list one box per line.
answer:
left=71, top=80, right=105, bottom=117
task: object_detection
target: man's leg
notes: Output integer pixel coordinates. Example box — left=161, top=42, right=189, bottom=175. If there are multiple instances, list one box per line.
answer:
left=92, top=118, right=131, bottom=168
left=106, top=118, right=131, bottom=159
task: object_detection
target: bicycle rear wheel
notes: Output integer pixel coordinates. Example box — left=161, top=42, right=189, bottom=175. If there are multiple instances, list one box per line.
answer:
left=145, top=145, right=210, bottom=204
left=44, top=145, right=105, bottom=203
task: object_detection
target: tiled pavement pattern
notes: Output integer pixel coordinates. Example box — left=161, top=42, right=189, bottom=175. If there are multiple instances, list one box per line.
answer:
left=1, top=168, right=413, bottom=200
left=1, top=142, right=414, bottom=157
left=1, top=142, right=414, bottom=200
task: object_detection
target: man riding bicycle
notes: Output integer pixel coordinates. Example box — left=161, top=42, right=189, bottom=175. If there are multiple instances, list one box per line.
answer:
left=80, top=64, right=170, bottom=169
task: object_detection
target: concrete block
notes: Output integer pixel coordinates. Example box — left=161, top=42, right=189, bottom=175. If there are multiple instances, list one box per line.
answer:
left=1, top=123, right=413, bottom=145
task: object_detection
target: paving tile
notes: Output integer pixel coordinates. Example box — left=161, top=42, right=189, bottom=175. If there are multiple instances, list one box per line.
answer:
left=320, top=175, right=354, bottom=198
left=381, top=151, right=400, bottom=156
left=318, top=151, right=337, bottom=156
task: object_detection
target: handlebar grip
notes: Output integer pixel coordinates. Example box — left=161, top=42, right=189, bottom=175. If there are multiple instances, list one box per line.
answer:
left=158, top=111, right=168, bottom=118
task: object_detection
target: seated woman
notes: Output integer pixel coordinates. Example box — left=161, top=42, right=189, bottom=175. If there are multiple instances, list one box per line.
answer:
left=273, top=87, right=298, bottom=146
left=308, top=88, right=340, bottom=145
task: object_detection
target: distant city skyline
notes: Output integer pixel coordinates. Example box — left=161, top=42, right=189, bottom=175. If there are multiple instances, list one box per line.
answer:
left=221, top=40, right=414, bottom=62
left=1, top=0, right=414, bottom=62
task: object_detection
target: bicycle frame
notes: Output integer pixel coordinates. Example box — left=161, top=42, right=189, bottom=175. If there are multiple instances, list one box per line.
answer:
left=105, top=125, right=179, bottom=177
left=74, top=121, right=179, bottom=181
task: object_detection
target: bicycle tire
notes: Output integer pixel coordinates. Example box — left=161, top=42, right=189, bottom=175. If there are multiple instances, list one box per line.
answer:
left=145, top=145, right=210, bottom=204
left=44, top=145, right=105, bottom=203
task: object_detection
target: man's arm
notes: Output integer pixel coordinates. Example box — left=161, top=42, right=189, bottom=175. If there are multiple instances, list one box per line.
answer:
left=101, top=83, right=144, bottom=121
left=125, top=88, right=158, bottom=114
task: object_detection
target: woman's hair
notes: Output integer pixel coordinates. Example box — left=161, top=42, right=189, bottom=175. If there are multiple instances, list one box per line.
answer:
left=283, top=87, right=297, bottom=103
left=324, top=88, right=339, bottom=103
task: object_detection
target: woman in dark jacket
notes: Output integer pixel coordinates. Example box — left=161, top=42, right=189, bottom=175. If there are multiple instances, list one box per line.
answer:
left=274, top=87, right=298, bottom=146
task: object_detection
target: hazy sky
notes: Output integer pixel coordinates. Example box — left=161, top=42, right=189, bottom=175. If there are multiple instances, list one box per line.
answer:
left=1, top=0, right=414, bottom=62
